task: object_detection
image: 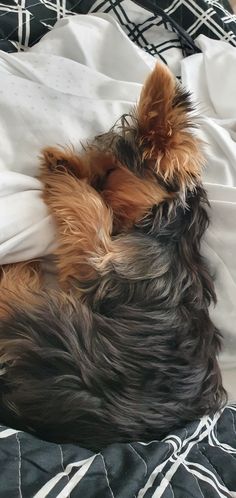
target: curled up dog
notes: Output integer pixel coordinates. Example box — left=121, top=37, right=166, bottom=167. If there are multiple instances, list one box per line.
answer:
left=0, top=63, right=226, bottom=450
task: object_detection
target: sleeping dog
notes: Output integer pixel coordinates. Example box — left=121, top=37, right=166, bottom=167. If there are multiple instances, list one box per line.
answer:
left=0, top=63, right=226, bottom=450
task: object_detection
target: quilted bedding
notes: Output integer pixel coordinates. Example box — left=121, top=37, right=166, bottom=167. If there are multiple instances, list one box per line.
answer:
left=0, top=1, right=236, bottom=497
left=0, top=407, right=236, bottom=497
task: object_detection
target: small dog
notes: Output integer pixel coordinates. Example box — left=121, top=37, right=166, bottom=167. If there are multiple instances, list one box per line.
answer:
left=0, top=63, right=226, bottom=450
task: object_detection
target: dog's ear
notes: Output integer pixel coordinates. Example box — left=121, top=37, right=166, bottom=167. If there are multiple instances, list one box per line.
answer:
left=136, top=63, right=204, bottom=192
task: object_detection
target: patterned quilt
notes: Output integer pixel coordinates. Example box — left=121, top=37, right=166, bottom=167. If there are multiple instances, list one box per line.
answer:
left=1, top=0, right=236, bottom=57
left=0, top=1, right=236, bottom=497
left=0, top=407, right=236, bottom=497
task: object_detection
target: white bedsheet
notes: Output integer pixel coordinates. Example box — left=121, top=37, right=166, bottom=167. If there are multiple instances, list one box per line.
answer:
left=0, top=15, right=235, bottom=394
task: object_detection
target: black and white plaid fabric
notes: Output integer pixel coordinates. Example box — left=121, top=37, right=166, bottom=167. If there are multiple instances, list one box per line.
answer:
left=0, top=0, right=236, bottom=62
left=0, top=406, right=236, bottom=497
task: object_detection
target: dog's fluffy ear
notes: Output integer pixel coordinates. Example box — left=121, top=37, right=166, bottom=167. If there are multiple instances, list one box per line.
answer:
left=136, top=63, right=204, bottom=192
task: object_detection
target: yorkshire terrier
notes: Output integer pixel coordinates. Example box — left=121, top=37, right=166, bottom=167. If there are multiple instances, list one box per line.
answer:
left=0, top=63, right=226, bottom=450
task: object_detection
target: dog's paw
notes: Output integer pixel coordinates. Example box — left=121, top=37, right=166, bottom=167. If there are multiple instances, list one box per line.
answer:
left=41, top=147, right=70, bottom=172
left=40, top=146, right=86, bottom=183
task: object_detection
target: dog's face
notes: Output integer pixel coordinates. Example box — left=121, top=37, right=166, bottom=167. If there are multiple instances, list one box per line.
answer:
left=0, top=64, right=226, bottom=450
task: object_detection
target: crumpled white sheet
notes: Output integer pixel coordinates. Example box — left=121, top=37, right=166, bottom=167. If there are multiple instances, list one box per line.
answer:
left=0, top=15, right=235, bottom=394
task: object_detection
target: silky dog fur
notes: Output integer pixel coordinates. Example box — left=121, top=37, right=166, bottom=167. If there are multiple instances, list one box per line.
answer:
left=0, top=63, right=226, bottom=450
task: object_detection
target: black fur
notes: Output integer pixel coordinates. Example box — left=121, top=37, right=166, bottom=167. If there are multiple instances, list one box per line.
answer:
left=0, top=184, right=226, bottom=450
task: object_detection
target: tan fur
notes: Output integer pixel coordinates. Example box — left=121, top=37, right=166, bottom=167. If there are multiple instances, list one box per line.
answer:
left=42, top=146, right=173, bottom=233
left=40, top=162, right=114, bottom=290
left=102, top=166, right=173, bottom=232
left=0, top=261, right=42, bottom=319
left=42, top=146, right=119, bottom=184
left=0, top=63, right=202, bottom=311
left=136, top=63, right=204, bottom=190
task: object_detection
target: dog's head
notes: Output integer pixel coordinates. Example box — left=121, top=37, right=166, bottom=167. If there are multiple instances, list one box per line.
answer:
left=0, top=64, right=226, bottom=450
left=85, top=63, right=204, bottom=231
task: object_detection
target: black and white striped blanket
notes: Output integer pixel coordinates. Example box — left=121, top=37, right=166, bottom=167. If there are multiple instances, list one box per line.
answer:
left=0, top=406, right=236, bottom=497
left=0, top=1, right=236, bottom=497
left=1, top=0, right=236, bottom=57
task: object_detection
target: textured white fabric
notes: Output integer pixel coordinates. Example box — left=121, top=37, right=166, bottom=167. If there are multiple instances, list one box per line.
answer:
left=0, top=16, right=235, bottom=393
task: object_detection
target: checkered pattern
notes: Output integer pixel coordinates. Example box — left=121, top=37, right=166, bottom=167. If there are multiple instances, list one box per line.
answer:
left=89, top=0, right=199, bottom=62
left=0, top=406, right=236, bottom=497
left=159, top=0, right=236, bottom=43
left=0, top=0, right=235, bottom=62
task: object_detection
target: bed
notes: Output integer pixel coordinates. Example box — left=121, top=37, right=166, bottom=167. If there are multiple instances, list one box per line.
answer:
left=0, top=1, right=236, bottom=496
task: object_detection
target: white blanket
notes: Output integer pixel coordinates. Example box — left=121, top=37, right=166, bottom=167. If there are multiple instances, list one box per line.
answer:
left=0, top=14, right=235, bottom=394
